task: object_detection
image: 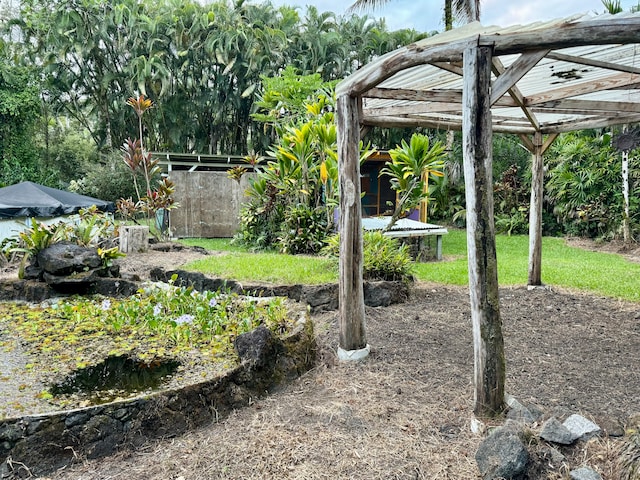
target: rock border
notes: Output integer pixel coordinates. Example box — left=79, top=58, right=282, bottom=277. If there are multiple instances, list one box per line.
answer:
left=149, top=268, right=411, bottom=312
left=474, top=395, right=639, bottom=479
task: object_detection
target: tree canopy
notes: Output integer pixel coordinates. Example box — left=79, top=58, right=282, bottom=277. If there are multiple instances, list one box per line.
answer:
left=8, top=0, right=427, bottom=155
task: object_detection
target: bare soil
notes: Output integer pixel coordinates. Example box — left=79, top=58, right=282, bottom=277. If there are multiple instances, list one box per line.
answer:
left=6, top=242, right=640, bottom=479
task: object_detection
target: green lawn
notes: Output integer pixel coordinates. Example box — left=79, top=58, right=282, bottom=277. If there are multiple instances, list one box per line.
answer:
left=179, top=230, right=640, bottom=302
left=414, top=228, right=640, bottom=302
left=180, top=241, right=336, bottom=285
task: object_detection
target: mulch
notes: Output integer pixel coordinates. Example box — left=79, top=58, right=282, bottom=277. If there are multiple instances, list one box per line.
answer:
left=40, top=281, right=640, bottom=479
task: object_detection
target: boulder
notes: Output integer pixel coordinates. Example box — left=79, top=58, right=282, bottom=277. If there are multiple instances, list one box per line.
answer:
left=505, top=394, right=543, bottom=424
left=563, top=414, right=601, bottom=442
left=301, top=284, right=338, bottom=311
left=37, top=243, right=102, bottom=276
left=540, top=417, right=574, bottom=445
left=364, top=280, right=410, bottom=307
left=476, top=421, right=529, bottom=479
left=234, top=326, right=283, bottom=369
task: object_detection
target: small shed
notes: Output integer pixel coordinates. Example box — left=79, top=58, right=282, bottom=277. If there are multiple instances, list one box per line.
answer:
left=335, top=12, right=640, bottom=416
left=0, top=181, right=114, bottom=240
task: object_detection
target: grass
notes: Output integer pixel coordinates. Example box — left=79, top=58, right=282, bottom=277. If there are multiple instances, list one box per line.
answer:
left=180, top=230, right=640, bottom=302
left=182, top=248, right=336, bottom=285
left=414, top=228, right=640, bottom=302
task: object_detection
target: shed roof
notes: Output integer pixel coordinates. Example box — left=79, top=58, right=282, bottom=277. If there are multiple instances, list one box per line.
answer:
left=337, top=12, right=640, bottom=135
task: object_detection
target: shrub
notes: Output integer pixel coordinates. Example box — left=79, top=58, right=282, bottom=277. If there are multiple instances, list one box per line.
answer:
left=69, top=153, right=141, bottom=203
left=493, top=164, right=530, bottom=236
left=322, top=231, right=413, bottom=282
left=279, top=204, right=328, bottom=254
left=234, top=200, right=285, bottom=251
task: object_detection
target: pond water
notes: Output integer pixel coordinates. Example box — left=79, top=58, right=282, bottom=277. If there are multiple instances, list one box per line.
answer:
left=50, top=355, right=181, bottom=405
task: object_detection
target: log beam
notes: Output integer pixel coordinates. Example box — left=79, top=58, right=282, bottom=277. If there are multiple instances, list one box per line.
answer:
left=462, top=44, right=505, bottom=417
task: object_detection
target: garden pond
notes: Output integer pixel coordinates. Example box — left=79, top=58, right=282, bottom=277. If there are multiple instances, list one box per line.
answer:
left=0, top=278, right=308, bottom=418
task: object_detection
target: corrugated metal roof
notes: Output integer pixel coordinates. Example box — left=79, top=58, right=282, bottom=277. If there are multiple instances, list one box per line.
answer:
left=337, top=12, right=640, bottom=134
left=362, top=217, right=446, bottom=232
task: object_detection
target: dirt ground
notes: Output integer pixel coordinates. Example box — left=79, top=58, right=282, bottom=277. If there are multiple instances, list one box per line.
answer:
left=6, top=241, right=640, bottom=479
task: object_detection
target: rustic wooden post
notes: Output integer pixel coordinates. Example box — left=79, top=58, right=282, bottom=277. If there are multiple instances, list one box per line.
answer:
left=462, top=43, right=505, bottom=417
left=336, top=93, right=369, bottom=360
left=528, top=132, right=544, bottom=286
left=622, top=148, right=631, bottom=244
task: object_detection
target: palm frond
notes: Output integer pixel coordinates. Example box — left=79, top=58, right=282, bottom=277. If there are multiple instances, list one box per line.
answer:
left=347, top=0, right=391, bottom=13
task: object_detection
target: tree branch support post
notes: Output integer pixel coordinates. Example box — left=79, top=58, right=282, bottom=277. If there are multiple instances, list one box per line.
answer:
left=463, top=43, right=505, bottom=417
left=528, top=132, right=544, bottom=286
left=622, top=149, right=630, bottom=244
left=337, top=93, right=369, bottom=361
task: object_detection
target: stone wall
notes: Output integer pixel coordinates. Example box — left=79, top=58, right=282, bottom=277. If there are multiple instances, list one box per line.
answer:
left=150, top=268, right=411, bottom=312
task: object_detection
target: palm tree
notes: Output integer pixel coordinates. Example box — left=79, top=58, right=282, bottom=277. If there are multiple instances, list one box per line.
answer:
left=348, top=0, right=480, bottom=31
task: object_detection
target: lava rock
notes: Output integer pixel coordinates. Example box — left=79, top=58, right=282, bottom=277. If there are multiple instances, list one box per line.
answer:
left=540, top=417, right=574, bottom=445
left=476, top=421, right=529, bottom=479
left=37, top=242, right=102, bottom=276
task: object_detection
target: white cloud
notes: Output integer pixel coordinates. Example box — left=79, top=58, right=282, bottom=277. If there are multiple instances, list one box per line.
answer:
left=265, top=0, right=639, bottom=32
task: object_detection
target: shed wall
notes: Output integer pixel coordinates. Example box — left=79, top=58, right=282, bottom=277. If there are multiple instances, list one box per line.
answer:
left=169, top=171, right=254, bottom=238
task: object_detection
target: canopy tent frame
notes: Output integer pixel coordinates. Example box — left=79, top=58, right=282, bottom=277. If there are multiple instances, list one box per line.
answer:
left=335, top=12, right=640, bottom=417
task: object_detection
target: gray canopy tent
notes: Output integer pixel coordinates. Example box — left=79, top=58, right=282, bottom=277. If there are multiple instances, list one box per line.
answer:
left=335, top=12, right=640, bottom=416
left=0, top=181, right=114, bottom=219
left=0, top=181, right=114, bottom=240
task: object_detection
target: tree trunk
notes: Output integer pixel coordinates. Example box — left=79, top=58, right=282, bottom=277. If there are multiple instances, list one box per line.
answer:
left=462, top=44, right=505, bottom=417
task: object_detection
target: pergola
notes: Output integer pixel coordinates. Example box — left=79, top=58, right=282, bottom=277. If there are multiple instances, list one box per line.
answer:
left=335, top=12, right=640, bottom=416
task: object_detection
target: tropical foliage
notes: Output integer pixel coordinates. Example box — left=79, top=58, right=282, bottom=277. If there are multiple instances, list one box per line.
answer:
left=322, top=231, right=414, bottom=282
left=0, top=57, right=41, bottom=186
left=379, top=133, right=446, bottom=229
left=7, top=0, right=426, bottom=158
left=8, top=206, right=121, bottom=278
left=545, top=131, right=639, bottom=238
left=1, top=0, right=639, bottom=243
left=236, top=84, right=374, bottom=254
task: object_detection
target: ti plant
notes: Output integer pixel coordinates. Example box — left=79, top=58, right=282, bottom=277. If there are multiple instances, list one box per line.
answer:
left=126, top=94, right=157, bottom=200
left=117, top=94, right=178, bottom=240
left=379, top=133, right=446, bottom=231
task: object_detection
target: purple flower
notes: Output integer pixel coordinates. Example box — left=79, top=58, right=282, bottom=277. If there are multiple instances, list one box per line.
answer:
left=153, top=303, right=162, bottom=316
left=101, top=299, right=111, bottom=311
left=209, top=298, right=218, bottom=308
left=174, top=314, right=194, bottom=325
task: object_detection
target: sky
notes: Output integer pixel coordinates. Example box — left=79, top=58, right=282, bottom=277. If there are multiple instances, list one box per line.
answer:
left=266, top=0, right=639, bottom=33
